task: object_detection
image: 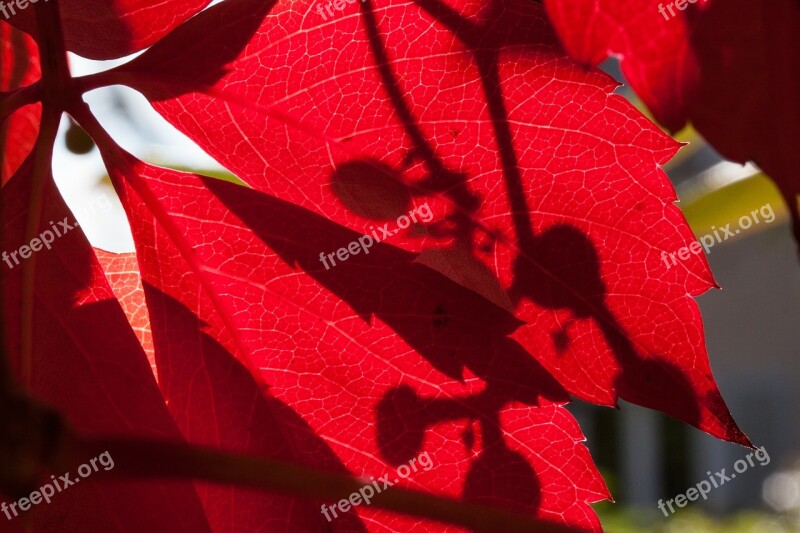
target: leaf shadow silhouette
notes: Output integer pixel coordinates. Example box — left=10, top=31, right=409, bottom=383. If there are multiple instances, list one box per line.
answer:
left=352, top=0, right=706, bottom=506
left=114, top=0, right=716, bottom=518
left=204, top=0, right=706, bottom=514
left=363, top=0, right=704, bottom=422
left=207, top=176, right=563, bottom=516
left=142, top=285, right=367, bottom=532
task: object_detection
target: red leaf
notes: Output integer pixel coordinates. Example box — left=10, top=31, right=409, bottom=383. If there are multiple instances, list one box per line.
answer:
left=92, top=242, right=366, bottom=532
left=6, top=0, right=210, bottom=60
left=88, top=132, right=608, bottom=529
left=94, top=249, right=156, bottom=374
left=0, top=158, right=210, bottom=530
left=110, top=0, right=748, bottom=445
left=0, top=21, right=40, bottom=184
left=542, top=0, right=800, bottom=235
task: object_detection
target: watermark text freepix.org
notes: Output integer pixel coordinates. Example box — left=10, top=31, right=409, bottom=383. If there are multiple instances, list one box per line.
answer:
left=661, top=203, right=775, bottom=269
left=0, top=0, right=51, bottom=21
left=657, top=446, right=770, bottom=517
left=658, top=0, right=708, bottom=21
left=315, top=0, right=365, bottom=21
left=319, top=203, right=433, bottom=270
left=321, top=451, right=433, bottom=521
left=2, top=451, right=115, bottom=520
left=2, top=193, right=111, bottom=270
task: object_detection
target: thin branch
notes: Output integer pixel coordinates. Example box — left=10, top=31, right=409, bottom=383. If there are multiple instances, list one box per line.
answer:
left=76, top=435, right=587, bottom=533
left=19, top=108, right=59, bottom=385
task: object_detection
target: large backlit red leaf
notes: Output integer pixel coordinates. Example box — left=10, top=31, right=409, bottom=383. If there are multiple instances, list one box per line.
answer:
left=110, top=0, right=748, bottom=445
left=0, top=21, right=40, bottom=184
left=90, top=134, right=608, bottom=529
left=543, top=0, right=800, bottom=235
left=7, top=0, right=210, bottom=60
left=0, top=157, right=210, bottom=530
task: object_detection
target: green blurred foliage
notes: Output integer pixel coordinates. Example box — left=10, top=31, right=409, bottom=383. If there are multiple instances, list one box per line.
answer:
left=599, top=507, right=799, bottom=533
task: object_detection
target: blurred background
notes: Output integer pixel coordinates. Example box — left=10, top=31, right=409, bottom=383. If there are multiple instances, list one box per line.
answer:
left=568, top=60, right=800, bottom=533
left=56, top=48, right=800, bottom=532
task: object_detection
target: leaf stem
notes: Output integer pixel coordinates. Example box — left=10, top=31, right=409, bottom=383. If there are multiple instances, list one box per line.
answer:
left=17, top=0, right=72, bottom=386
left=33, top=0, right=71, bottom=100
left=19, top=108, right=60, bottom=385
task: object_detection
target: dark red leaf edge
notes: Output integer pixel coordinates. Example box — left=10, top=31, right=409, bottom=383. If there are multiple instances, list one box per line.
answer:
left=542, top=0, right=800, bottom=239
